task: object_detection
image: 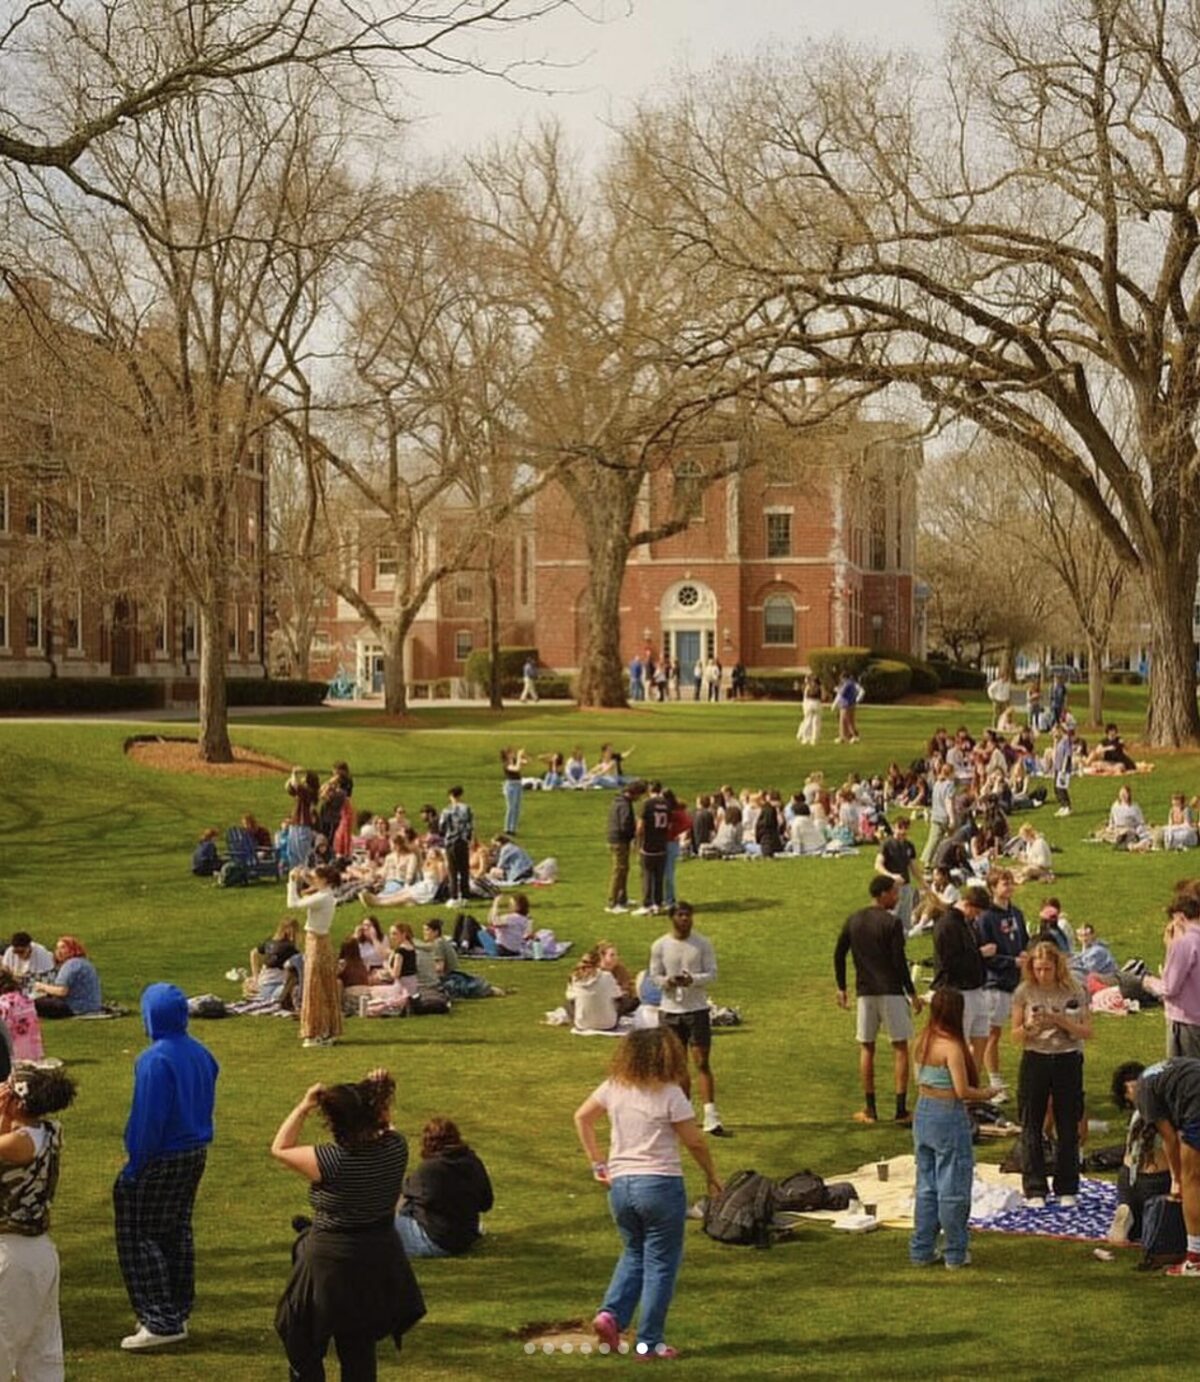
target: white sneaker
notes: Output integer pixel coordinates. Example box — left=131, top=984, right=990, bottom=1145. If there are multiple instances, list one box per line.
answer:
left=632, top=906, right=654, bottom=916
left=120, top=1326, right=187, bottom=1351
left=605, top=905, right=629, bottom=915
left=1024, top=1196, right=1046, bottom=1209
left=1058, top=1195, right=1078, bottom=1208
left=1108, top=1203, right=1134, bottom=1244
left=1054, top=807, right=1072, bottom=817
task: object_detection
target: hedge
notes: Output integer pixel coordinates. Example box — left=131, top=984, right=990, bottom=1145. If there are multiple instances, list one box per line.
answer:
left=745, top=672, right=805, bottom=701
left=463, top=646, right=538, bottom=690
left=807, top=647, right=873, bottom=682
left=1106, top=670, right=1144, bottom=686
left=860, top=659, right=913, bottom=703
left=0, top=677, right=166, bottom=712
left=225, top=679, right=328, bottom=707
left=490, top=674, right=571, bottom=701
left=874, top=649, right=941, bottom=694
left=927, top=658, right=988, bottom=690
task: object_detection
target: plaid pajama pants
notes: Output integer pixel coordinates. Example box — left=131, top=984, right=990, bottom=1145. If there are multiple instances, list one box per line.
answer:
left=113, top=1147, right=208, bottom=1336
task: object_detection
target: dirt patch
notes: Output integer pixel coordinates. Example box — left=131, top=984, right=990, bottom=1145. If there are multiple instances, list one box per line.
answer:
left=514, top=1320, right=626, bottom=1356
left=900, top=693, right=964, bottom=708
left=126, top=735, right=291, bottom=779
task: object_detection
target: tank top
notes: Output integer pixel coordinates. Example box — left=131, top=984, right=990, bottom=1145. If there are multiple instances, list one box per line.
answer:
left=917, top=1064, right=955, bottom=1089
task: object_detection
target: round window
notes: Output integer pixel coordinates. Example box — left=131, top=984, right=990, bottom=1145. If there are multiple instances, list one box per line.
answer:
left=677, top=584, right=700, bottom=609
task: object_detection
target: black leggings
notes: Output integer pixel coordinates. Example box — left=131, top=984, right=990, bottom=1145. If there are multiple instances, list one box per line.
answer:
left=1019, top=1050, right=1083, bottom=1198
left=288, top=1330, right=378, bottom=1382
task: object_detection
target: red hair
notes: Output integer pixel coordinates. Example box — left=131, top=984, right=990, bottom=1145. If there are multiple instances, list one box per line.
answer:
left=55, top=935, right=87, bottom=961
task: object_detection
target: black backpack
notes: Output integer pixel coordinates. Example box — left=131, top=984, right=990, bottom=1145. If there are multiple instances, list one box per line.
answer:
left=702, top=1170, right=779, bottom=1248
left=775, top=1170, right=857, bottom=1213
left=216, top=861, right=250, bottom=888
left=1139, top=1194, right=1187, bottom=1269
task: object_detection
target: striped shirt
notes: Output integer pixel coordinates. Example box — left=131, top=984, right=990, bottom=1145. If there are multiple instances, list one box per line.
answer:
left=310, top=1129, right=409, bottom=1230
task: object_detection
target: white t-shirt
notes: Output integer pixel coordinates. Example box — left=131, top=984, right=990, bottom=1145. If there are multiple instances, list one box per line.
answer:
left=592, top=1079, right=693, bottom=1179
left=2, top=943, right=54, bottom=978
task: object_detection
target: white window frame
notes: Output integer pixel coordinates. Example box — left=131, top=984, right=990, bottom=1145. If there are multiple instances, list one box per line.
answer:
left=25, top=586, right=42, bottom=651
left=25, top=498, right=41, bottom=539
left=762, top=594, right=796, bottom=647
left=765, top=509, right=793, bottom=559
left=246, top=603, right=259, bottom=657
left=454, top=573, right=475, bottom=605
left=67, top=588, right=84, bottom=653
left=454, top=629, right=473, bottom=661
left=153, top=597, right=169, bottom=657
left=376, top=545, right=398, bottom=589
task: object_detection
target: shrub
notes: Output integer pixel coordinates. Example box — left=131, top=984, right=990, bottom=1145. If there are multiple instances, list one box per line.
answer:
left=875, top=649, right=941, bottom=694
left=807, top=646, right=872, bottom=683
left=482, top=674, right=572, bottom=701
left=745, top=672, right=805, bottom=701
left=0, top=678, right=166, bottom=712
left=225, top=678, right=328, bottom=707
left=927, top=657, right=988, bottom=690
left=860, top=659, right=913, bottom=703
left=464, top=646, right=538, bottom=690
left=1106, top=670, right=1143, bottom=686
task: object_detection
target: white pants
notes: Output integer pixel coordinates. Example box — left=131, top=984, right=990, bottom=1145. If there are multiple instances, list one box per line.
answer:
left=797, top=701, right=822, bottom=744
left=0, top=1232, right=63, bottom=1382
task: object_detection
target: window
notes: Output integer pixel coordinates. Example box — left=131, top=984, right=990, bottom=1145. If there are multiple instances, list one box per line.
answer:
left=766, top=512, right=792, bottom=558
left=518, top=536, right=532, bottom=607
left=765, top=450, right=795, bottom=484
left=868, top=476, right=887, bottom=572
left=454, top=574, right=475, bottom=605
left=184, top=602, right=198, bottom=657
left=68, top=589, right=83, bottom=652
left=247, top=512, right=258, bottom=557
left=0, top=583, right=8, bottom=648
left=25, top=499, right=41, bottom=538
left=246, top=604, right=258, bottom=657
left=0, top=485, right=8, bottom=533
left=25, top=587, right=42, bottom=650
left=762, top=595, right=795, bottom=646
left=228, top=605, right=240, bottom=656
left=677, top=584, right=701, bottom=609
left=454, top=630, right=473, bottom=661
left=672, top=459, right=705, bottom=520
left=230, top=505, right=241, bottom=559
left=154, top=598, right=168, bottom=655
left=312, top=631, right=332, bottom=653
left=376, top=545, right=398, bottom=587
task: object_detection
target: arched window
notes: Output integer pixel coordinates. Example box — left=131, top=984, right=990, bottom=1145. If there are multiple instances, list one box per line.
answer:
left=763, top=595, right=795, bottom=646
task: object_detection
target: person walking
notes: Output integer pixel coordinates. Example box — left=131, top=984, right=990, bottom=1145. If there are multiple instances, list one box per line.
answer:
left=834, top=875, right=922, bottom=1124
left=629, top=655, right=645, bottom=703
left=833, top=671, right=862, bottom=743
left=649, top=903, right=726, bottom=1135
left=1052, top=722, right=1075, bottom=817
left=0, top=1066, right=78, bottom=1382
left=439, top=785, right=474, bottom=905
left=114, top=983, right=218, bottom=1351
left=691, top=659, right=704, bottom=701
left=922, top=764, right=957, bottom=869
left=574, top=1028, right=723, bottom=1360
left=909, top=989, right=995, bottom=1269
left=605, top=781, right=646, bottom=915
left=519, top=656, right=539, bottom=703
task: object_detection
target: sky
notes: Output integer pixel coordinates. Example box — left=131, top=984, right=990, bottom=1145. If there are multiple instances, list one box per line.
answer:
left=403, top=0, right=947, bottom=159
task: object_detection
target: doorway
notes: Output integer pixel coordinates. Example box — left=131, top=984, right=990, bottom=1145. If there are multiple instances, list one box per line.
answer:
left=674, top=629, right=702, bottom=671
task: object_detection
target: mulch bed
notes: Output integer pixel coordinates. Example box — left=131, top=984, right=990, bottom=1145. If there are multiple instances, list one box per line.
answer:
left=125, top=735, right=291, bottom=779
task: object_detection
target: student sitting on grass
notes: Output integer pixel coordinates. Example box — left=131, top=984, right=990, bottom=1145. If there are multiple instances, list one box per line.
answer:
left=31, top=938, right=101, bottom=1019
left=567, top=950, right=622, bottom=1033
left=191, top=828, right=222, bottom=877
left=1108, top=1060, right=1174, bottom=1244
left=487, top=894, right=532, bottom=956
left=395, top=1118, right=494, bottom=1259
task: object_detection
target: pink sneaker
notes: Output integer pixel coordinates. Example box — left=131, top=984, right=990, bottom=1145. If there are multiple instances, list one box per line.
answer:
left=1165, top=1255, right=1200, bottom=1277
left=593, top=1311, right=621, bottom=1352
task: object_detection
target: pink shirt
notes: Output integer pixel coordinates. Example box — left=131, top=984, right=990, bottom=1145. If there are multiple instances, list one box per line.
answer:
left=592, top=1079, right=694, bottom=1179
left=1162, top=924, right=1200, bottom=1026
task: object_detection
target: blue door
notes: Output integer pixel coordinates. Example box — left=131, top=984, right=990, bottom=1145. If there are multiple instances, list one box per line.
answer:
left=675, top=630, right=701, bottom=669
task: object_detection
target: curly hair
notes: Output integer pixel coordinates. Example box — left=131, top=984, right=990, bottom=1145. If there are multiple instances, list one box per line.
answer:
left=421, top=1117, right=467, bottom=1159
left=10, top=1067, right=78, bottom=1119
left=608, top=1028, right=688, bottom=1089
left=1111, top=1061, right=1146, bottom=1111
left=317, top=1072, right=395, bottom=1148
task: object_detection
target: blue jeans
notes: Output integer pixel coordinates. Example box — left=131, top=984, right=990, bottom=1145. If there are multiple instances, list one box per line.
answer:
left=664, top=840, right=680, bottom=907
left=503, top=779, right=523, bottom=834
left=601, top=1175, right=686, bottom=1351
left=395, top=1212, right=451, bottom=1258
left=910, top=1096, right=974, bottom=1266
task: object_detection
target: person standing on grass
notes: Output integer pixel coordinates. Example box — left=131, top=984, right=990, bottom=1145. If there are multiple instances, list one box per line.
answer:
left=875, top=816, right=920, bottom=931
left=796, top=675, right=823, bottom=745
left=909, top=989, right=995, bottom=1269
left=519, top=656, right=539, bottom=703
left=834, top=875, right=923, bottom=1125
left=114, top=983, right=218, bottom=1352
left=499, top=748, right=528, bottom=836
left=833, top=671, right=862, bottom=743
left=288, top=866, right=343, bottom=1049
left=1163, top=895, right=1200, bottom=1060
left=0, top=1066, right=77, bottom=1382
left=439, top=785, right=474, bottom=905
left=933, top=885, right=991, bottom=1069
left=922, top=763, right=957, bottom=869
left=1127, top=1057, right=1200, bottom=1276
left=574, top=1028, right=723, bottom=1360
left=605, top=780, right=646, bottom=915
left=649, top=903, right=727, bottom=1136
left=1051, top=721, right=1076, bottom=816
left=634, top=782, right=670, bottom=916
left=978, top=869, right=1028, bottom=1099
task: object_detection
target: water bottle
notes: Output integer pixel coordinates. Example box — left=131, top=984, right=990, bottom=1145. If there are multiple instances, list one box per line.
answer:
left=532, top=938, right=544, bottom=961
left=358, top=994, right=370, bottom=1018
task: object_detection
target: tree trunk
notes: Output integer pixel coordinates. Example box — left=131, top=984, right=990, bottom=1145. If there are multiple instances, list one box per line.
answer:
left=1085, top=635, right=1105, bottom=729
left=198, top=605, right=233, bottom=763
left=383, top=614, right=415, bottom=716
left=487, top=562, right=502, bottom=710
left=1145, top=548, right=1200, bottom=747
left=576, top=532, right=631, bottom=708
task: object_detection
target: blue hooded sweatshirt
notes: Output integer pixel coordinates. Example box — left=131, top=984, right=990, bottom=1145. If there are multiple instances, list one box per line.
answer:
left=121, top=983, right=219, bottom=1180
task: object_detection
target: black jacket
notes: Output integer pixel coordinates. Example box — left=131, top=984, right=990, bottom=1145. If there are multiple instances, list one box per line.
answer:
left=607, top=792, right=638, bottom=845
left=932, top=907, right=985, bottom=993
left=400, top=1146, right=494, bottom=1254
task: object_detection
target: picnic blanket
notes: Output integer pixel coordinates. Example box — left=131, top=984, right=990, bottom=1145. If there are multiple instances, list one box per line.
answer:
left=808, top=1154, right=1118, bottom=1241
left=467, top=942, right=573, bottom=960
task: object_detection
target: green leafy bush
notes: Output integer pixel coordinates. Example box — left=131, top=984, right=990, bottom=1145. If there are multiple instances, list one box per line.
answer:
left=464, top=646, right=539, bottom=690
left=927, top=657, right=988, bottom=690
left=225, top=679, right=328, bottom=706
left=860, top=659, right=913, bottom=703
left=745, top=672, right=804, bottom=701
left=1106, top=670, right=1144, bottom=686
left=0, top=678, right=166, bottom=712
left=875, top=649, right=941, bottom=694
left=807, top=647, right=872, bottom=682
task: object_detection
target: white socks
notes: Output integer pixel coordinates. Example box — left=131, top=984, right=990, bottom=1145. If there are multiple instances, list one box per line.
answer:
left=702, top=1102, right=721, bottom=1129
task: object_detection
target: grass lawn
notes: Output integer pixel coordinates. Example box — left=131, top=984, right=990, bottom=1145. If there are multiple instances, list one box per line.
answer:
left=3, top=695, right=1196, bottom=1380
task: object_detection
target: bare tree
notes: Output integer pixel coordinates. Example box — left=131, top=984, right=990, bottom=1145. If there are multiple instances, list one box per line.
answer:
left=639, top=1, right=1200, bottom=744
left=0, top=1, right=590, bottom=174
left=11, top=65, right=368, bottom=759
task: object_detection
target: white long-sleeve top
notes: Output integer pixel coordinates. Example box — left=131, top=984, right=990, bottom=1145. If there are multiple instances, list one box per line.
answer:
left=649, top=932, right=717, bottom=1014
left=287, top=877, right=335, bottom=936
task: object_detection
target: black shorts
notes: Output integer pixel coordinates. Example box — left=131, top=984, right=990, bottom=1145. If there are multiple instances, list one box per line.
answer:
left=661, top=1008, right=711, bottom=1051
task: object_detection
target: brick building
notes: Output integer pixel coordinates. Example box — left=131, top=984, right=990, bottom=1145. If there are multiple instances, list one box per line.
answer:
left=308, top=414, right=922, bottom=691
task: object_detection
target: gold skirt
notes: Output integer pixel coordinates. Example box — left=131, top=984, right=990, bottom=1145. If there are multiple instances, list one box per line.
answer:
left=300, top=931, right=344, bottom=1041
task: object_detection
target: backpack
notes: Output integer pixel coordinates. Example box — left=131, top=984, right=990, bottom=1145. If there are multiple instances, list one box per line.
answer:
left=702, top=1170, right=779, bottom=1248
left=216, top=861, right=250, bottom=888
left=1139, top=1194, right=1187, bottom=1269
left=774, top=1170, right=857, bottom=1213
